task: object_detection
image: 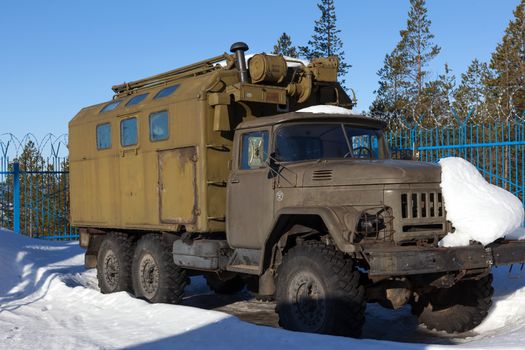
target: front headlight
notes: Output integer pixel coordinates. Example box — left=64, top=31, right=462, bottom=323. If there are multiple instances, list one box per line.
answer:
left=356, top=207, right=393, bottom=241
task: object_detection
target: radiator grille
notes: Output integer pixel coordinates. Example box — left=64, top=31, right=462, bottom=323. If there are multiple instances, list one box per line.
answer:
left=401, top=192, right=443, bottom=219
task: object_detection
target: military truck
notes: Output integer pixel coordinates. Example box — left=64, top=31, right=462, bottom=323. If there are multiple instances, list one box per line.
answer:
left=70, top=42, right=525, bottom=338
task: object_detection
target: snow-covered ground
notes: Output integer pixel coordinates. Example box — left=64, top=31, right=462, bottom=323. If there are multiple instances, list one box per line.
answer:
left=2, top=229, right=525, bottom=350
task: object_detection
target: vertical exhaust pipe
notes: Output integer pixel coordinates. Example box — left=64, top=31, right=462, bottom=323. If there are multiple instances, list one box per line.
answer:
left=230, top=42, right=250, bottom=83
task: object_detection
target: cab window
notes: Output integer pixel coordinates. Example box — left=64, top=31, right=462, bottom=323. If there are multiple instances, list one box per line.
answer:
left=149, top=111, right=169, bottom=141
left=154, top=85, right=179, bottom=99
left=120, top=117, right=137, bottom=146
left=126, top=93, right=148, bottom=107
left=274, top=123, right=388, bottom=162
left=100, top=100, right=121, bottom=113
left=240, top=131, right=269, bottom=170
left=96, top=123, right=111, bottom=150
left=345, top=126, right=383, bottom=159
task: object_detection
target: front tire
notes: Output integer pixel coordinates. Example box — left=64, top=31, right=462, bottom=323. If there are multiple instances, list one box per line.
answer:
left=96, top=232, right=134, bottom=294
left=132, top=234, right=186, bottom=304
left=412, top=274, right=493, bottom=333
left=275, top=241, right=366, bottom=337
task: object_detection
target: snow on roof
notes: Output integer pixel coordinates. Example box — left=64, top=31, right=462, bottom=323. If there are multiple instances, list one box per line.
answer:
left=279, top=55, right=309, bottom=67
left=297, top=105, right=358, bottom=115
left=217, top=54, right=309, bottom=68
left=438, top=157, right=525, bottom=247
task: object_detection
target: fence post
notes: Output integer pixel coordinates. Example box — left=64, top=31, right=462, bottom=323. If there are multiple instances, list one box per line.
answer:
left=13, top=161, right=20, bottom=233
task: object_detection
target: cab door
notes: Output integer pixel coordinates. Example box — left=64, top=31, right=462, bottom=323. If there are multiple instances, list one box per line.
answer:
left=227, top=128, right=275, bottom=248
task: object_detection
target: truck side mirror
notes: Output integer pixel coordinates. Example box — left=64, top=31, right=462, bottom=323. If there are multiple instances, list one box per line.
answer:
left=267, top=152, right=280, bottom=178
left=268, top=152, right=280, bottom=168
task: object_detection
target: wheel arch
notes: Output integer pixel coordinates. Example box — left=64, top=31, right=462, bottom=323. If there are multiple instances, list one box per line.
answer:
left=261, top=206, right=361, bottom=273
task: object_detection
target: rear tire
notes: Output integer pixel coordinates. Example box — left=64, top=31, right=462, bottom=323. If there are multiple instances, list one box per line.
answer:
left=412, top=274, right=493, bottom=333
left=132, top=234, right=186, bottom=304
left=96, top=232, right=134, bottom=294
left=276, top=241, right=366, bottom=337
left=205, top=274, right=245, bottom=295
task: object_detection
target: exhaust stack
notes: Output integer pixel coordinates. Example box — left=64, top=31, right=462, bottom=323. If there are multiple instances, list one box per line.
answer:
left=230, top=42, right=250, bottom=83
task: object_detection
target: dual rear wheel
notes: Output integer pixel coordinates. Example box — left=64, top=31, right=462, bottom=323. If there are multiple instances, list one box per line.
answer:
left=96, top=236, right=367, bottom=337
left=96, top=232, right=134, bottom=293
left=96, top=233, right=186, bottom=304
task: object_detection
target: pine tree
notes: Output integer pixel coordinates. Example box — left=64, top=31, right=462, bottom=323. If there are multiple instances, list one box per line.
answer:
left=3, top=141, right=69, bottom=237
left=453, top=59, right=492, bottom=122
left=16, top=141, right=46, bottom=237
left=273, top=32, right=298, bottom=58
left=370, top=0, right=441, bottom=124
left=370, top=41, right=410, bottom=122
left=488, top=0, right=525, bottom=119
left=421, top=64, right=456, bottom=126
left=299, top=0, right=350, bottom=85
left=400, top=0, right=441, bottom=118
left=56, top=157, right=71, bottom=236
left=0, top=176, right=13, bottom=229
left=2, top=141, right=44, bottom=235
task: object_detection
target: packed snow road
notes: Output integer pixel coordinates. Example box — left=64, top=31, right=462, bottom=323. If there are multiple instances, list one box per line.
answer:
left=2, top=229, right=525, bottom=350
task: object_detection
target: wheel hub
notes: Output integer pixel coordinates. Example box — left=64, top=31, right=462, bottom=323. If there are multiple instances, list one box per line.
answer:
left=139, top=253, right=159, bottom=299
left=289, top=271, right=326, bottom=330
left=103, top=250, right=119, bottom=289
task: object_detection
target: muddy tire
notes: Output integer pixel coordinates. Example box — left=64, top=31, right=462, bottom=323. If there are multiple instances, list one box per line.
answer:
left=205, top=275, right=245, bottom=295
left=412, top=274, right=493, bottom=333
left=132, top=234, right=186, bottom=304
left=97, top=233, right=134, bottom=294
left=276, top=241, right=366, bottom=337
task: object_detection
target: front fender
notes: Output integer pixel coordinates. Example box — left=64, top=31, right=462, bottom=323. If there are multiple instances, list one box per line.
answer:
left=263, top=206, right=362, bottom=260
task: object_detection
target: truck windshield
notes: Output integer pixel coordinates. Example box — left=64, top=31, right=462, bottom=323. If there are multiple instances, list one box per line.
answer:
left=274, top=123, right=389, bottom=162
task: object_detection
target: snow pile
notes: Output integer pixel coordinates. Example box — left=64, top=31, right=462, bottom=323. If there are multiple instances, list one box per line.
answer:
left=218, top=54, right=309, bottom=68
left=297, top=105, right=357, bottom=115
left=275, top=55, right=310, bottom=68
left=2, top=229, right=525, bottom=348
left=438, top=157, right=525, bottom=247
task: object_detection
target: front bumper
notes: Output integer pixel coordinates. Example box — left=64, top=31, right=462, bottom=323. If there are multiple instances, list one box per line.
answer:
left=366, top=240, right=525, bottom=276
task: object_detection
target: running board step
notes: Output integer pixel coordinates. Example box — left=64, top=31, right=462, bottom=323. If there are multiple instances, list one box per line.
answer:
left=226, top=248, right=261, bottom=275
left=226, top=264, right=259, bottom=274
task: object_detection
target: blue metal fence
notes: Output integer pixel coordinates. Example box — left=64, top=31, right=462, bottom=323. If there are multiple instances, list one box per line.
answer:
left=0, top=134, right=77, bottom=240
left=2, top=118, right=524, bottom=241
left=387, top=116, right=525, bottom=208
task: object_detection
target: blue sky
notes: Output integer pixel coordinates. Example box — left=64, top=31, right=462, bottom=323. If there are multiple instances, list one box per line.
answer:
left=0, top=0, right=520, bottom=139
